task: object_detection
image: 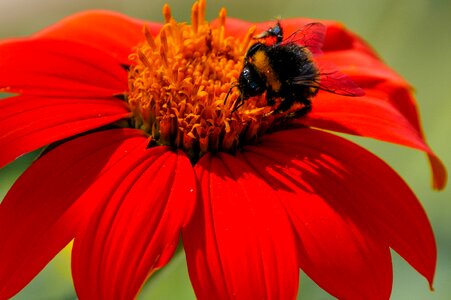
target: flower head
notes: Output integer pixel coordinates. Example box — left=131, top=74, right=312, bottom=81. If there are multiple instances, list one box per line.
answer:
left=0, top=1, right=447, bottom=299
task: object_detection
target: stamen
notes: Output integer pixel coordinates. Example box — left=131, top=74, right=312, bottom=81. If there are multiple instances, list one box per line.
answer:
left=159, top=28, right=169, bottom=69
left=219, top=8, right=226, bottom=45
left=162, top=4, right=172, bottom=23
left=143, top=25, right=156, bottom=50
left=241, top=25, right=256, bottom=56
left=191, top=2, right=199, bottom=33
left=219, top=8, right=227, bottom=28
left=138, top=50, right=152, bottom=68
left=198, top=0, right=206, bottom=24
left=128, top=1, right=280, bottom=162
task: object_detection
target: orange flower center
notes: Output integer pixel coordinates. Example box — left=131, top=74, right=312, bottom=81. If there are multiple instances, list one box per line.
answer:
left=127, top=0, right=287, bottom=162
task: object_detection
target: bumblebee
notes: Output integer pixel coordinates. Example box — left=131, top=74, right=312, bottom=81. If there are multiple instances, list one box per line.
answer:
left=234, top=21, right=364, bottom=115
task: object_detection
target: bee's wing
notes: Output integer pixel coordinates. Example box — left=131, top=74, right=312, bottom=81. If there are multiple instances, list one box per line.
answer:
left=292, top=61, right=365, bottom=97
left=283, top=22, right=326, bottom=55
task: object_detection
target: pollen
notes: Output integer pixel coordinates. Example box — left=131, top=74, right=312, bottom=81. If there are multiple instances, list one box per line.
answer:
left=127, top=0, right=276, bottom=162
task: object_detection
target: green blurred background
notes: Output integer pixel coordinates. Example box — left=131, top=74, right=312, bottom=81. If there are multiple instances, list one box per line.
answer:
left=0, top=0, right=450, bottom=299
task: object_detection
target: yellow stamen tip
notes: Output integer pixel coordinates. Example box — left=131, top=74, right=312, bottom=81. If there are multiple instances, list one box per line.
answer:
left=143, top=25, right=156, bottom=50
left=128, top=0, right=276, bottom=161
left=241, top=25, right=257, bottom=55
left=219, top=8, right=227, bottom=27
left=162, top=3, right=172, bottom=23
left=199, top=0, right=206, bottom=23
left=191, top=1, right=199, bottom=33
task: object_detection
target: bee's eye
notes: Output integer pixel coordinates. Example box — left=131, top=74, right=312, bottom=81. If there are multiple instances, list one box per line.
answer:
left=238, top=65, right=266, bottom=99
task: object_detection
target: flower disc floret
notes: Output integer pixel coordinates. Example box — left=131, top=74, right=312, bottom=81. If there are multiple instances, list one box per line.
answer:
left=127, top=2, right=278, bottom=161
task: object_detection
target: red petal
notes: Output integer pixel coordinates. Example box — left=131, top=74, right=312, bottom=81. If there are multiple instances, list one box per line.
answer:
left=0, top=128, right=147, bottom=299
left=255, top=128, right=436, bottom=290
left=321, top=22, right=378, bottom=57
left=316, top=50, right=422, bottom=136
left=271, top=21, right=421, bottom=139
left=72, top=148, right=196, bottom=300
left=183, top=153, right=299, bottom=300
left=273, top=19, right=379, bottom=58
left=299, top=92, right=446, bottom=189
left=428, top=154, right=447, bottom=190
left=303, top=93, right=427, bottom=150
left=0, top=95, right=130, bottom=168
left=240, top=146, right=392, bottom=299
left=317, top=50, right=408, bottom=88
left=222, top=16, right=445, bottom=188
left=0, top=38, right=128, bottom=97
left=35, top=10, right=162, bottom=65
left=220, top=18, right=378, bottom=58
left=221, top=17, right=447, bottom=188
left=212, top=17, right=252, bottom=37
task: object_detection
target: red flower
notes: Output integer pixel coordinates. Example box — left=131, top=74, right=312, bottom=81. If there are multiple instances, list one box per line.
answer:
left=0, top=1, right=446, bottom=299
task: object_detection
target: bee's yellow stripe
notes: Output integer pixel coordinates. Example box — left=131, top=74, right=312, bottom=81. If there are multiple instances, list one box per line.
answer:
left=252, top=50, right=281, bottom=92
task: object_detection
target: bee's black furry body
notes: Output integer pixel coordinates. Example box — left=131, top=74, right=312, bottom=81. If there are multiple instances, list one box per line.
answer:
left=237, top=24, right=319, bottom=114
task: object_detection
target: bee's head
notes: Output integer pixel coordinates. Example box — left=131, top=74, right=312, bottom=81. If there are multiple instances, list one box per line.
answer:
left=238, top=42, right=269, bottom=100
left=238, top=62, right=266, bottom=100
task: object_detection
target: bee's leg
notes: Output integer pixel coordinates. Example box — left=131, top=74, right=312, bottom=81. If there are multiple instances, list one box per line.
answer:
left=291, top=100, right=312, bottom=118
left=223, top=84, right=235, bottom=105
left=273, top=97, right=312, bottom=118
left=231, top=96, right=245, bottom=114
left=273, top=96, right=296, bottom=114
left=266, top=89, right=276, bottom=106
